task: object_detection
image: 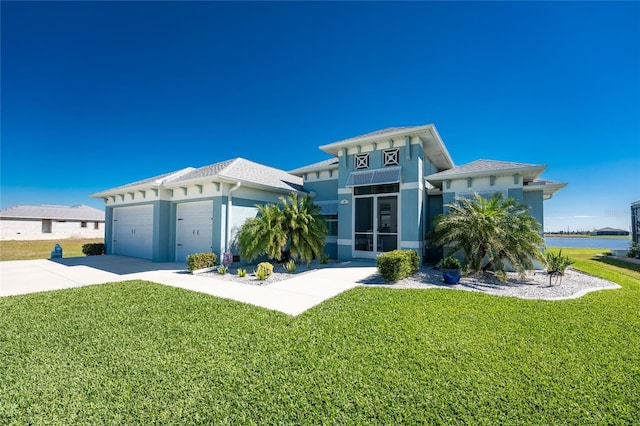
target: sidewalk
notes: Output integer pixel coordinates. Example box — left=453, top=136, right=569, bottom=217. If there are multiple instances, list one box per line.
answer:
left=0, top=256, right=376, bottom=315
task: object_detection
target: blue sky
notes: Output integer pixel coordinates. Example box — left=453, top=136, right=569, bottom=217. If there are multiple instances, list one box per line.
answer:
left=2, top=1, right=639, bottom=232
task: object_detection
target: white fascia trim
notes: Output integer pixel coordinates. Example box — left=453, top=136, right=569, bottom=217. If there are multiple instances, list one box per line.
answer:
left=400, top=182, right=422, bottom=191
left=400, top=241, right=423, bottom=249
left=337, top=239, right=353, bottom=246
left=338, top=188, right=352, bottom=195
left=319, top=125, right=435, bottom=156
left=325, top=236, right=338, bottom=244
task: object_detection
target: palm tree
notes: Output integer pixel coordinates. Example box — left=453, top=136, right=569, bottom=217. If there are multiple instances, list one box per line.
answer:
left=237, top=203, right=288, bottom=261
left=237, top=193, right=327, bottom=263
left=431, top=192, right=544, bottom=280
left=281, top=193, right=327, bottom=264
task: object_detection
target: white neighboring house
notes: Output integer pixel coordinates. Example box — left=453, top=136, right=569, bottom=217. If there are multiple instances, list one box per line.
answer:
left=0, top=204, right=105, bottom=241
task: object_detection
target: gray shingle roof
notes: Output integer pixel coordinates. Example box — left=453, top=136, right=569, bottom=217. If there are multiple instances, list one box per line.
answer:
left=0, top=204, right=105, bottom=221
left=95, top=158, right=304, bottom=195
left=289, top=158, right=339, bottom=175
left=212, top=158, right=304, bottom=193
left=97, top=167, right=196, bottom=193
left=426, top=159, right=546, bottom=180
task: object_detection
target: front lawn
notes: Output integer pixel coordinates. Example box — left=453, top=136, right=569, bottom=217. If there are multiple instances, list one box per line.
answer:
left=1, top=248, right=638, bottom=424
left=0, top=238, right=103, bottom=261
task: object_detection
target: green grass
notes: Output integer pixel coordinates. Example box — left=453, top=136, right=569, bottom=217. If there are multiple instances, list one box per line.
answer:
left=0, top=238, right=103, bottom=261
left=1, top=248, right=639, bottom=424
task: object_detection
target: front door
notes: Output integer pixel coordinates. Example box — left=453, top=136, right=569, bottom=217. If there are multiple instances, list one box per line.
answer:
left=354, top=194, right=398, bottom=258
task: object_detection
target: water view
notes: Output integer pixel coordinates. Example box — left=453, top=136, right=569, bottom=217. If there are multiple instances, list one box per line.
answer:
left=545, top=237, right=631, bottom=250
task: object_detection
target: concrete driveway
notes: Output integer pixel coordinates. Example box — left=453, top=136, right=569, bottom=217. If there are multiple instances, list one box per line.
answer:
left=0, top=256, right=375, bottom=315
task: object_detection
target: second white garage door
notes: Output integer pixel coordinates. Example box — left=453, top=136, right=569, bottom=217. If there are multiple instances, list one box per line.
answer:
left=112, top=205, right=153, bottom=260
left=176, top=201, right=214, bottom=262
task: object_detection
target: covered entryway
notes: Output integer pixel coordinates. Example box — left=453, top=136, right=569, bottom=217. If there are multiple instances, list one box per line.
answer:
left=112, top=205, right=153, bottom=259
left=175, top=200, right=213, bottom=262
left=353, top=183, right=399, bottom=259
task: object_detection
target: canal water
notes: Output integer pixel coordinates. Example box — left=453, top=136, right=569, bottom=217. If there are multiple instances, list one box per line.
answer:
left=545, top=237, right=631, bottom=250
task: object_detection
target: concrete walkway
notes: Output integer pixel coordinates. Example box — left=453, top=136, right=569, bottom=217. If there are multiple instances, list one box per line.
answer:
left=0, top=256, right=376, bottom=316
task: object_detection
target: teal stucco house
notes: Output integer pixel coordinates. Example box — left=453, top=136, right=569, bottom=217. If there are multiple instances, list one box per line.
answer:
left=92, top=124, right=566, bottom=263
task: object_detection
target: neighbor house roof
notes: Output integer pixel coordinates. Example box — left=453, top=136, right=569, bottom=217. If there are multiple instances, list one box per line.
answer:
left=426, top=159, right=547, bottom=182
left=0, top=204, right=105, bottom=221
left=92, top=158, right=304, bottom=197
left=595, top=227, right=628, bottom=233
left=289, top=158, right=339, bottom=175
left=318, top=124, right=454, bottom=171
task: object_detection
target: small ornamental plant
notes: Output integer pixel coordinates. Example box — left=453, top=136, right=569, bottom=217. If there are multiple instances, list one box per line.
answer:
left=440, top=256, right=462, bottom=270
left=544, top=249, right=575, bottom=285
left=237, top=268, right=247, bottom=278
left=284, top=259, right=297, bottom=274
left=440, top=256, right=462, bottom=284
left=255, top=262, right=273, bottom=281
left=217, top=265, right=227, bottom=275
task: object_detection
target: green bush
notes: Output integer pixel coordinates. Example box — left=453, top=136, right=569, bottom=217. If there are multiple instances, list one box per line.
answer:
left=628, top=242, right=640, bottom=259
left=237, top=268, right=247, bottom=278
left=376, top=250, right=420, bottom=282
left=320, top=253, right=330, bottom=264
left=186, top=252, right=218, bottom=272
left=217, top=265, right=227, bottom=275
left=255, top=262, right=274, bottom=280
left=82, top=243, right=105, bottom=256
left=440, top=256, right=462, bottom=270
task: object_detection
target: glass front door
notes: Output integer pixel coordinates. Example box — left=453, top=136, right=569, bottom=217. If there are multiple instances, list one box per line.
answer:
left=354, top=194, right=398, bottom=257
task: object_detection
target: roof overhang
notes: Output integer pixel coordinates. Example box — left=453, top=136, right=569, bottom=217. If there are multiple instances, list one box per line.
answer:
left=426, top=164, right=547, bottom=186
left=319, top=124, right=454, bottom=171
left=523, top=180, right=568, bottom=200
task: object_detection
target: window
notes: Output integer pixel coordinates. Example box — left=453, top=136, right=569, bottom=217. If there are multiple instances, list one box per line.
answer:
left=354, top=183, right=399, bottom=195
left=355, top=153, right=369, bottom=169
left=42, top=219, right=52, bottom=233
left=325, top=215, right=338, bottom=236
left=81, top=221, right=87, bottom=228
left=94, top=222, right=100, bottom=230
left=383, top=148, right=399, bottom=166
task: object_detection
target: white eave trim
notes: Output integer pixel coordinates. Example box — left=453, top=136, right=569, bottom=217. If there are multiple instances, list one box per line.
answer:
left=426, top=165, right=547, bottom=183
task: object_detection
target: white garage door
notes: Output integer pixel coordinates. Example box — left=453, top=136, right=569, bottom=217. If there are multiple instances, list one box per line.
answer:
left=176, top=201, right=213, bottom=262
left=112, top=205, right=153, bottom=259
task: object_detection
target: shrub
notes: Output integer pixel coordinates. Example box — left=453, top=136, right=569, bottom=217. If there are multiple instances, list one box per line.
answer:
left=320, top=253, right=330, bottom=264
left=82, top=243, right=105, bottom=256
left=284, top=259, right=297, bottom=274
left=628, top=242, right=640, bottom=259
left=376, top=250, right=419, bottom=282
left=440, top=256, right=462, bottom=270
left=544, top=249, right=575, bottom=285
left=255, top=262, right=274, bottom=280
left=222, top=252, right=234, bottom=267
left=217, top=265, right=227, bottom=275
left=186, top=252, right=218, bottom=272
left=237, top=268, right=247, bottom=278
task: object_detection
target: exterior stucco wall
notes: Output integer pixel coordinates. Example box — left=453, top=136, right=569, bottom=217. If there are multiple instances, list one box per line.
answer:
left=0, top=218, right=104, bottom=241
left=302, top=179, right=338, bottom=201
left=523, top=190, right=544, bottom=232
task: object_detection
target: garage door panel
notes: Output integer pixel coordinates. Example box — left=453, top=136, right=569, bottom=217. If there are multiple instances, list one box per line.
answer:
left=112, top=205, right=153, bottom=259
left=176, top=201, right=213, bottom=262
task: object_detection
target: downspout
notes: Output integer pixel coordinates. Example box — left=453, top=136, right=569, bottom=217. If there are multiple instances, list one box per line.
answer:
left=225, top=182, right=241, bottom=253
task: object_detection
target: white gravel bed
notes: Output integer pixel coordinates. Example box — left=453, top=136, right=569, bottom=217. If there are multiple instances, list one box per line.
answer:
left=363, top=267, right=621, bottom=300
left=200, top=261, right=342, bottom=286
left=201, top=261, right=620, bottom=300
